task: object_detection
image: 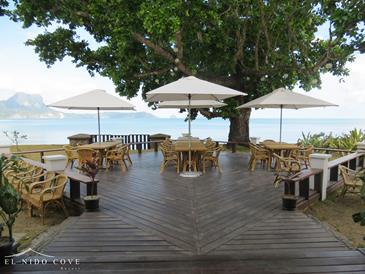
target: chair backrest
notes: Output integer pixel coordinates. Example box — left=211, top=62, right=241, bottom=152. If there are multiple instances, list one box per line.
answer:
left=304, top=145, right=314, bottom=156
left=48, top=174, right=68, bottom=199
left=77, top=148, right=97, bottom=164
left=262, top=139, right=276, bottom=144
left=64, top=145, right=78, bottom=159
left=339, top=165, right=355, bottom=186
left=213, top=146, right=222, bottom=158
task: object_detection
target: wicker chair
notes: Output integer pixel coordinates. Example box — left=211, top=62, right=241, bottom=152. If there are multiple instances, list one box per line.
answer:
left=339, top=165, right=363, bottom=197
left=272, top=153, right=301, bottom=174
left=21, top=172, right=56, bottom=197
left=160, top=143, right=179, bottom=174
left=248, top=143, right=270, bottom=171
left=23, top=174, right=68, bottom=225
left=9, top=165, right=44, bottom=192
left=106, top=145, right=129, bottom=171
left=63, top=145, right=79, bottom=168
left=294, top=145, right=314, bottom=168
left=77, top=148, right=98, bottom=167
left=202, top=146, right=223, bottom=174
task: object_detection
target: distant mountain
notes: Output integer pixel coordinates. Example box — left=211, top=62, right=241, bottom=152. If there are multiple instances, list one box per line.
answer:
left=0, top=92, right=157, bottom=119
left=0, top=92, right=61, bottom=119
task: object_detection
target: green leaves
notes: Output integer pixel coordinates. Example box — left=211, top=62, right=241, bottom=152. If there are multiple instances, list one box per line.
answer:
left=0, top=180, right=20, bottom=215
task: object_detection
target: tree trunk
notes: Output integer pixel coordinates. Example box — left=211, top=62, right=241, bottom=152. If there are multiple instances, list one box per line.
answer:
left=228, top=108, right=251, bottom=143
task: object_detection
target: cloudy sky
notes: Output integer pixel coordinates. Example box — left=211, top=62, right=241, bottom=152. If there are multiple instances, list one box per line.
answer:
left=0, top=16, right=364, bottom=119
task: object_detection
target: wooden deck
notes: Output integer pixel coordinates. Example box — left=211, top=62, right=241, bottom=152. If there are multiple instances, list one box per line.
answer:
left=4, top=152, right=365, bottom=273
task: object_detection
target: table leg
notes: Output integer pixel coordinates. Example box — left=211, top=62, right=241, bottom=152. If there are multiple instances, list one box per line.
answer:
left=69, top=179, right=80, bottom=199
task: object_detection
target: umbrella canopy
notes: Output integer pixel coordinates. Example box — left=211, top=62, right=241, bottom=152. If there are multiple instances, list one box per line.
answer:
left=158, top=100, right=226, bottom=108
left=146, top=76, right=246, bottom=102
left=48, top=89, right=135, bottom=110
left=146, top=76, right=245, bottom=177
left=237, top=87, right=337, bottom=109
left=237, top=87, right=338, bottom=142
left=48, top=89, right=135, bottom=141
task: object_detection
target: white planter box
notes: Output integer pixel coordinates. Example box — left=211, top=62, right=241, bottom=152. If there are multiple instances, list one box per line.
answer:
left=42, top=155, right=67, bottom=171
left=0, top=145, right=11, bottom=155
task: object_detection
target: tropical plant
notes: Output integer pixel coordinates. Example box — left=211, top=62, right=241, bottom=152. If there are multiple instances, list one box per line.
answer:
left=0, top=179, right=22, bottom=242
left=2, top=1, right=364, bottom=142
left=3, top=130, right=27, bottom=152
left=77, top=159, right=99, bottom=199
left=298, top=128, right=365, bottom=151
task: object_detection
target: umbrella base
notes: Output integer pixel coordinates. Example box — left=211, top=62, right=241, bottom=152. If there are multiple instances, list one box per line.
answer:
left=180, top=171, right=202, bottom=178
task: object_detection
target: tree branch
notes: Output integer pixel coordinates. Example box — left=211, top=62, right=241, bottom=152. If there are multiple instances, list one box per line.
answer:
left=132, top=32, right=193, bottom=75
left=175, top=30, right=183, bottom=59
left=134, top=68, right=170, bottom=79
left=198, top=109, right=221, bottom=119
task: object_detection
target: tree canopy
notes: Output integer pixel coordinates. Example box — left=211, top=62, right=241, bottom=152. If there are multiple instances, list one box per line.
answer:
left=3, top=0, right=365, bottom=141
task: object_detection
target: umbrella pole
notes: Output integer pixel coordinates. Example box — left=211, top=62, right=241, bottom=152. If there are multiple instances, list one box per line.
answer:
left=279, top=105, right=283, bottom=143
left=97, top=107, right=101, bottom=142
left=188, top=94, right=192, bottom=172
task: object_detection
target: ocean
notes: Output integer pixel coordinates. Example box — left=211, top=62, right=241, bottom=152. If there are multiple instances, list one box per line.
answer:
left=0, top=118, right=365, bottom=145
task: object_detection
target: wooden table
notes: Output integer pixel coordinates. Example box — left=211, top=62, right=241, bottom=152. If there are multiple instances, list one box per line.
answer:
left=80, top=141, right=120, bottom=167
left=262, top=143, right=300, bottom=169
left=174, top=141, right=207, bottom=171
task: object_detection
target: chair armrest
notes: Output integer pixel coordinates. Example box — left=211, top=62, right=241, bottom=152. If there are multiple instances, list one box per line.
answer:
left=28, top=181, right=46, bottom=193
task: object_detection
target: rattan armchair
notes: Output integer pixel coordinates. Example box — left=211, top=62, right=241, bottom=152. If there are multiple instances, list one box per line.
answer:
left=77, top=148, right=98, bottom=167
left=160, top=143, right=179, bottom=174
left=106, top=145, right=129, bottom=171
left=294, top=145, right=314, bottom=168
left=63, top=145, right=79, bottom=168
left=248, top=144, right=270, bottom=171
left=272, top=153, right=301, bottom=174
left=23, top=174, right=68, bottom=225
left=339, top=165, right=363, bottom=197
left=202, top=146, right=223, bottom=174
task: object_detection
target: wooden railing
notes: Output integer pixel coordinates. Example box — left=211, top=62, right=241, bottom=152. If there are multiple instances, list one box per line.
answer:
left=91, top=134, right=151, bottom=150
left=281, top=150, right=365, bottom=209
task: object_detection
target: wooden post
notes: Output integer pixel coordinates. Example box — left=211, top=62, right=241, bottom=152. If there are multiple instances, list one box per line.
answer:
left=40, top=151, right=45, bottom=163
left=137, top=144, right=142, bottom=154
left=309, top=153, right=331, bottom=201
left=154, top=142, right=159, bottom=152
left=231, top=143, right=236, bottom=153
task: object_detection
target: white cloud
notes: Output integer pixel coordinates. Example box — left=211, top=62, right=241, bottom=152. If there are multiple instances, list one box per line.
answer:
left=0, top=17, right=364, bottom=119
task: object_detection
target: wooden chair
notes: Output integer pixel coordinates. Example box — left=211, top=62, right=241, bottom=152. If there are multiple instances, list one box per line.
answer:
left=202, top=146, right=223, bottom=174
left=63, top=145, right=79, bottom=168
left=248, top=143, right=270, bottom=171
left=77, top=148, right=98, bottom=167
left=21, top=172, right=56, bottom=197
left=339, top=165, right=363, bottom=197
left=272, top=153, right=301, bottom=174
left=23, top=174, right=68, bottom=225
left=106, top=145, right=129, bottom=171
left=295, top=145, right=314, bottom=168
left=123, top=144, right=133, bottom=166
left=9, top=166, right=44, bottom=192
left=204, top=137, right=216, bottom=150
left=160, top=144, right=179, bottom=174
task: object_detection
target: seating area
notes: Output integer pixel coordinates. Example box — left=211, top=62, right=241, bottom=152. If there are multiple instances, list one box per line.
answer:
left=3, top=159, right=69, bottom=224
left=248, top=140, right=314, bottom=174
left=159, top=137, right=223, bottom=174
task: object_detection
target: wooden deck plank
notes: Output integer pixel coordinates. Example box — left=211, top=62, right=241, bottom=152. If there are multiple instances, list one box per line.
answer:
left=7, top=151, right=364, bottom=273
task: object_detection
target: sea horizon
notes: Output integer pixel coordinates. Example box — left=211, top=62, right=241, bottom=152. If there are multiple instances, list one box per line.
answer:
left=1, top=117, right=365, bottom=145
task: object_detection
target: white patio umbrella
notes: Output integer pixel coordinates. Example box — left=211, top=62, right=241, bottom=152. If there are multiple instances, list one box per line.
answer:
left=147, top=76, right=246, bottom=177
left=48, top=89, right=135, bottom=142
left=237, top=87, right=338, bottom=142
left=158, top=100, right=226, bottom=108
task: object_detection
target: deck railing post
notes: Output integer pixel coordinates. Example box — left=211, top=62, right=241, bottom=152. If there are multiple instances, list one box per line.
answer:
left=136, top=144, right=142, bottom=154
left=231, top=143, right=236, bottom=153
left=40, top=151, right=45, bottom=163
left=309, top=153, right=332, bottom=201
left=356, top=142, right=365, bottom=168
left=154, top=142, right=159, bottom=152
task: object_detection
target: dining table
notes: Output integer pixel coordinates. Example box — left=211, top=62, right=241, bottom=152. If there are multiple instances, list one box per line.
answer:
left=80, top=141, right=121, bottom=168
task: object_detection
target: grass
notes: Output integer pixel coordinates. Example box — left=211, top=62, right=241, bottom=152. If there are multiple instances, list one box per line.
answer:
left=305, top=190, right=365, bottom=248
left=11, top=144, right=66, bottom=161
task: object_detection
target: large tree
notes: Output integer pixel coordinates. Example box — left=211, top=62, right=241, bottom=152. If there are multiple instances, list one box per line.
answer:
left=4, top=0, right=365, bottom=141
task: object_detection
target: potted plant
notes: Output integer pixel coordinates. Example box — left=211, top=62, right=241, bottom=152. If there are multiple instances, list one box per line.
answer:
left=273, top=174, right=298, bottom=210
left=78, top=159, right=99, bottom=211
